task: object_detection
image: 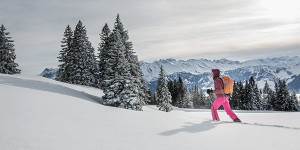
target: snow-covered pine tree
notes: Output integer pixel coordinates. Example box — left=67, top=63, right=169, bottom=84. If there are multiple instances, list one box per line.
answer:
left=279, top=81, right=298, bottom=111
left=237, top=81, right=244, bottom=109
left=199, top=89, right=209, bottom=108
left=168, top=79, right=179, bottom=106
left=175, top=76, right=188, bottom=108
left=130, top=54, right=151, bottom=104
left=290, top=91, right=299, bottom=111
left=263, top=81, right=273, bottom=110
left=67, top=21, right=96, bottom=86
left=86, top=40, right=97, bottom=86
left=115, top=14, right=149, bottom=106
left=167, top=80, right=175, bottom=101
left=56, top=25, right=73, bottom=82
left=102, top=15, right=144, bottom=110
left=192, top=86, right=201, bottom=109
left=268, top=81, right=280, bottom=110
left=249, top=76, right=263, bottom=110
left=98, top=23, right=112, bottom=89
left=274, top=80, right=289, bottom=111
left=0, top=24, right=21, bottom=74
left=156, top=66, right=172, bottom=112
left=242, top=81, right=251, bottom=110
left=230, top=81, right=240, bottom=109
left=183, top=87, right=193, bottom=108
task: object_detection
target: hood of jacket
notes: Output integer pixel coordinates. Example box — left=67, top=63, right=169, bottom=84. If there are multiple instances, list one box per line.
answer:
left=212, top=69, right=220, bottom=80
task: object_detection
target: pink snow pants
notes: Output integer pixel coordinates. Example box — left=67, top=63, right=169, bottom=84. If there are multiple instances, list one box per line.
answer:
left=211, top=96, right=239, bottom=121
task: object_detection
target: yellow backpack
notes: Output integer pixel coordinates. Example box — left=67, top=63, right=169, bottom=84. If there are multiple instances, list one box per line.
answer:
left=221, top=76, right=233, bottom=95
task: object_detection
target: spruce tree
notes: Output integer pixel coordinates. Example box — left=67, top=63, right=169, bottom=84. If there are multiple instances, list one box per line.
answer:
left=230, top=81, right=239, bottom=109
left=237, top=81, right=244, bottom=109
left=56, top=25, right=73, bottom=82
left=192, top=86, right=201, bottom=109
left=0, top=24, right=21, bottom=74
left=278, top=81, right=298, bottom=111
left=183, top=87, right=193, bottom=108
left=274, top=80, right=289, bottom=111
left=98, top=23, right=112, bottom=89
left=102, top=15, right=145, bottom=110
left=156, top=66, right=172, bottom=112
left=175, top=76, right=187, bottom=108
left=171, top=79, right=179, bottom=106
left=249, top=76, right=263, bottom=110
left=67, top=20, right=96, bottom=86
left=115, top=14, right=149, bottom=106
left=199, top=89, right=209, bottom=108
left=290, top=92, right=299, bottom=111
left=242, top=81, right=251, bottom=110
left=263, top=81, right=273, bottom=110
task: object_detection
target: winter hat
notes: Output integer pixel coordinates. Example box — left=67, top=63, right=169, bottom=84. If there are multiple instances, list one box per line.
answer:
left=212, top=69, right=220, bottom=79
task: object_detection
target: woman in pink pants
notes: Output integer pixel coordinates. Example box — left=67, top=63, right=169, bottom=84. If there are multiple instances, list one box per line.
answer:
left=207, top=69, right=241, bottom=122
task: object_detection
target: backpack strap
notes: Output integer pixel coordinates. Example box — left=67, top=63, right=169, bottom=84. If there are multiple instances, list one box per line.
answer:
left=219, top=77, right=226, bottom=96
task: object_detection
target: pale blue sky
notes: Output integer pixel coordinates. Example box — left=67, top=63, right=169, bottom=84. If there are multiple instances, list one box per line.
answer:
left=1, top=0, right=300, bottom=74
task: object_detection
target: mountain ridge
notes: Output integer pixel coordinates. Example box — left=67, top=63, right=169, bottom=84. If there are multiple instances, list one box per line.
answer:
left=140, top=56, right=300, bottom=93
left=40, top=56, right=300, bottom=93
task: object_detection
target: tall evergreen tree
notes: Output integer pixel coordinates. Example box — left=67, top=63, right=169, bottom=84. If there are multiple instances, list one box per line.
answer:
left=230, top=81, right=240, bottom=109
left=156, top=66, right=172, bottom=112
left=183, top=87, right=193, bottom=108
left=263, top=81, right=273, bottom=110
left=115, top=14, right=150, bottom=105
left=0, top=24, right=21, bottom=74
left=199, top=89, right=210, bottom=108
left=175, top=76, right=188, bottom=108
left=192, top=86, right=201, bottom=109
left=241, top=81, right=251, bottom=110
left=168, top=79, right=180, bottom=106
left=67, top=20, right=96, bottom=86
left=56, top=25, right=73, bottom=82
left=249, top=76, right=263, bottom=110
left=277, top=80, right=298, bottom=111
left=290, top=92, right=299, bottom=111
left=98, top=23, right=112, bottom=89
left=237, top=81, right=244, bottom=109
left=102, top=15, right=144, bottom=110
left=274, top=80, right=289, bottom=111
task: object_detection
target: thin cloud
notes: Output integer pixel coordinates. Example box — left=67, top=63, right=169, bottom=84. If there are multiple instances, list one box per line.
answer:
left=1, top=0, right=300, bottom=74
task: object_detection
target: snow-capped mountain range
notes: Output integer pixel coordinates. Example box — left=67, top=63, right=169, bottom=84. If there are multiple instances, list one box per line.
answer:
left=140, top=56, right=300, bottom=93
left=40, top=56, right=300, bottom=93
left=40, top=68, right=58, bottom=79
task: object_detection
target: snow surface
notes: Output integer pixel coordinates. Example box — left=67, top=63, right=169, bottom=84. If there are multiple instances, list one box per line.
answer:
left=1, top=74, right=300, bottom=150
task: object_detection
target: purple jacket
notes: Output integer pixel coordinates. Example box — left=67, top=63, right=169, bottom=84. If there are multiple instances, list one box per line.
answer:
left=212, top=69, right=225, bottom=97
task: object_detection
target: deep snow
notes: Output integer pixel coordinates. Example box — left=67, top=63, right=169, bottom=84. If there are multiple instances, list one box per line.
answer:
left=0, top=74, right=299, bottom=150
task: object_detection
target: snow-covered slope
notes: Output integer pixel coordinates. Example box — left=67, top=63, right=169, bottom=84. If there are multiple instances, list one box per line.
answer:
left=1, top=74, right=300, bottom=150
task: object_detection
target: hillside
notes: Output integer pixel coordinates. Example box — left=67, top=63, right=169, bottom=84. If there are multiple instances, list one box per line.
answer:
left=1, top=74, right=300, bottom=150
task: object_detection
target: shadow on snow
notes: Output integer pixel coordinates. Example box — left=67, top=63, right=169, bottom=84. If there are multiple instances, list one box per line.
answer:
left=160, top=120, right=300, bottom=136
left=0, top=75, right=102, bottom=104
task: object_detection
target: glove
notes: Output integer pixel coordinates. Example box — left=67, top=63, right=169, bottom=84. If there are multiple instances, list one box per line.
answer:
left=207, top=89, right=213, bottom=94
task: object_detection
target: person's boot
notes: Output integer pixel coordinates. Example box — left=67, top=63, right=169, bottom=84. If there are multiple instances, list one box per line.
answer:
left=234, top=118, right=242, bottom=123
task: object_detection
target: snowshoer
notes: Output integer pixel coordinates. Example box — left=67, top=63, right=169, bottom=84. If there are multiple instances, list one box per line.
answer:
left=207, top=69, right=241, bottom=122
